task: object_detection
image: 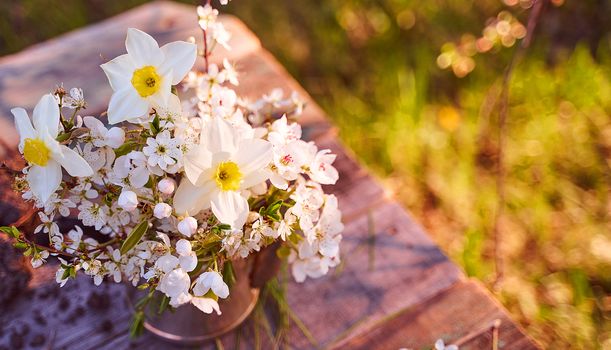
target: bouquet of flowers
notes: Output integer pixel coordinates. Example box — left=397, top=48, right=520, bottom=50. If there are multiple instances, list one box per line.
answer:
left=1, top=2, right=343, bottom=322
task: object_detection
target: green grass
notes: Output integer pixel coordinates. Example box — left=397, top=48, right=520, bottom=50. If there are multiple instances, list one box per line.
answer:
left=1, top=0, right=610, bottom=348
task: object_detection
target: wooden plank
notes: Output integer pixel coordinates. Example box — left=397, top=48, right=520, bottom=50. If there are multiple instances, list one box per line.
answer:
left=331, top=280, right=540, bottom=350
left=282, top=201, right=462, bottom=349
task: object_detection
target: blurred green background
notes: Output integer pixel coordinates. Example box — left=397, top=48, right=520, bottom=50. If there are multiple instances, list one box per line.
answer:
left=1, top=0, right=610, bottom=348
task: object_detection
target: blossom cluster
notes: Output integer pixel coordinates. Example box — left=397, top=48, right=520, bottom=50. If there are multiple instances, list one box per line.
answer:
left=3, top=3, right=342, bottom=316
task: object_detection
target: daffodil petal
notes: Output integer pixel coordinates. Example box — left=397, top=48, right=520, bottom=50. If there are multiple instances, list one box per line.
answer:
left=58, top=145, right=93, bottom=177
left=241, top=169, right=271, bottom=189
left=183, top=143, right=213, bottom=185
left=11, top=107, right=35, bottom=152
left=27, top=161, right=62, bottom=203
left=173, top=179, right=216, bottom=215
left=205, top=117, right=238, bottom=155
left=125, top=28, right=163, bottom=67
left=107, top=88, right=149, bottom=124
left=210, top=190, right=249, bottom=230
left=33, top=94, right=60, bottom=137
left=234, top=138, right=273, bottom=176
left=100, top=53, right=135, bottom=91
left=159, top=41, right=197, bottom=84
left=148, top=71, right=173, bottom=109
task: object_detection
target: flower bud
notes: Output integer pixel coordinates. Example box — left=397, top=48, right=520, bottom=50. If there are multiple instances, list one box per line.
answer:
left=118, top=190, right=138, bottom=211
left=154, top=203, right=173, bottom=219
left=158, top=178, right=176, bottom=195
left=177, top=216, right=198, bottom=237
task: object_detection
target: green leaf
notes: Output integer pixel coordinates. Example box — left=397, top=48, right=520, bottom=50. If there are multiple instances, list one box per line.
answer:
left=120, top=220, right=149, bottom=255
left=114, top=141, right=138, bottom=158
left=129, top=311, right=145, bottom=338
left=217, top=224, right=231, bottom=231
left=55, top=131, right=72, bottom=142
left=61, top=267, right=71, bottom=280
left=13, top=242, right=28, bottom=250
left=0, top=226, right=21, bottom=238
left=158, top=295, right=170, bottom=315
left=222, top=261, right=236, bottom=288
left=150, top=115, right=160, bottom=135
left=268, top=200, right=283, bottom=213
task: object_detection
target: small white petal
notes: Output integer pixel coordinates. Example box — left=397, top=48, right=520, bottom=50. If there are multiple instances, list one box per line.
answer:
left=57, top=145, right=94, bottom=177
left=118, top=190, right=139, bottom=211
left=175, top=239, right=192, bottom=256
left=106, top=127, right=125, bottom=148
left=191, top=297, right=221, bottom=315
left=33, top=94, right=60, bottom=137
left=177, top=216, right=198, bottom=237
left=125, top=28, right=164, bottom=67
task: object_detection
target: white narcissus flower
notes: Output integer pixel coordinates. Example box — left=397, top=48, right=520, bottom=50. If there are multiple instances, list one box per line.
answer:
left=100, top=28, right=197, bottom=124
left=12, top=94, right=93, bottom=203
left=173, top=117, right=272, bottom=230
left=193, top=271, right=229, bottom=299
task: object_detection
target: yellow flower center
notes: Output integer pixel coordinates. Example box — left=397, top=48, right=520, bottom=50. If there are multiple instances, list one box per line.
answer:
left=131, top=66, right=161, bottom=97
left=214, top=161, right=242, bottom=191
left=23, top=138, right=51, bottom=166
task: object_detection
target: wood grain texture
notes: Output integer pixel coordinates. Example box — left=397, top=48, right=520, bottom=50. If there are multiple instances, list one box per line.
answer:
left=331, top=280, right=540, bottom=350
left=0, top=2, right=538, bottom=349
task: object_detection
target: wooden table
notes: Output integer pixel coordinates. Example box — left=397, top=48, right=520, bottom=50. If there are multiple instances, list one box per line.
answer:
left=0, top=2, right=539, bottom=349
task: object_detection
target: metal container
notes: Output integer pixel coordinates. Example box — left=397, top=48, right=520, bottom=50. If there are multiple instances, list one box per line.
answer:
left=134, top=243, right=281, bottom=344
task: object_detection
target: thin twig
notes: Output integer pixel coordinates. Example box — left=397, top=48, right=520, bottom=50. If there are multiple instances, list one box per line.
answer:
left=492, top=0, right=546, bottom=290
left=492, top=319, right=501, bottom=350
left=453, top=318, right=502, bottom=347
